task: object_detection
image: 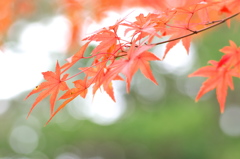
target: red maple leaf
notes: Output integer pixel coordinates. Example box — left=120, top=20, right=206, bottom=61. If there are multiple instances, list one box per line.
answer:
left=25, top=61, right=69, bottom=117
left=189, top=60, right=238, bottom=113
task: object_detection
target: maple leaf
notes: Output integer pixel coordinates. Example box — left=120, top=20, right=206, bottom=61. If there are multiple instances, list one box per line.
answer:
left=126, top=50, right=161, bottom=89
left=122, top=13, right=160, bottom=42
left=45, top=77, right=88, bottom=125
left=83, top=28, right=120, bottom=55
left=61, top=42, right=90, bottom=72
left=163, top=27, right=193, bottom=59
left=189, top=60, right=238, bottom=113
left=79, top=60, right=124, bottom=101
left=104, top=42, right=160, bottom=92
left=224, top=0, right=240, bottom=14
left=162, top=1, right=220, bottom=59
left=218, top=40, right=240, bottom=71
left=25, top=61, right=69, bottom=117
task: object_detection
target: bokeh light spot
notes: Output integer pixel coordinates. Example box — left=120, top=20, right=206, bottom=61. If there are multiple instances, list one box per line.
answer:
left=154, top=41, right=196, bottom=75
left=220, top=106, right=240, bottom=136
left=0, top=100, right=10, bottom=115
left=69, top=82, right=126, bottom=125
left=56, top=152, right=80, bottom=159
left=9, top=125, right=39, bottom=154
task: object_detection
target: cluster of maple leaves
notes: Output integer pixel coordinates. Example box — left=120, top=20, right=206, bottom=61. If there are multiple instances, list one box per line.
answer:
left=23, top=0, right=240, bottom=124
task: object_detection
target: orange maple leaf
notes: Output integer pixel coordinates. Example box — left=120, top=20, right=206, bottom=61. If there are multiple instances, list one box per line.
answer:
left=25, top=61, right=69, bottom=117
left=61, top=42, right=90, bottom=72
left=218, top=40, right=240, bottom=71
left=83, top=28, right=120, bottom=55
left=122, top=13, right=160, bottom=42
left=79, top=60, right=123, bottom=101
left=125, top=50, right=161, bottom=89
left=104, top=42, right=160, bottom=92
left=45, top=77, right=88, bottom=125
left=189, top=60, right=237, bottom=113
left=163, top=25, right=193, bottom=59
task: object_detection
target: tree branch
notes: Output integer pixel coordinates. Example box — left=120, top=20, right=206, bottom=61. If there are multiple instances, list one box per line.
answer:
left=150, top=12, right=240, bottom=46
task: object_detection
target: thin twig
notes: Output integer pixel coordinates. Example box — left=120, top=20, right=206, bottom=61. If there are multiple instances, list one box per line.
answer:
left=150, top=12, right=240, bottom=46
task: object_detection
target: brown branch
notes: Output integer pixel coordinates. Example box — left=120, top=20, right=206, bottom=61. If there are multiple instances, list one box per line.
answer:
left=150, top=12, right=240, bottom=46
